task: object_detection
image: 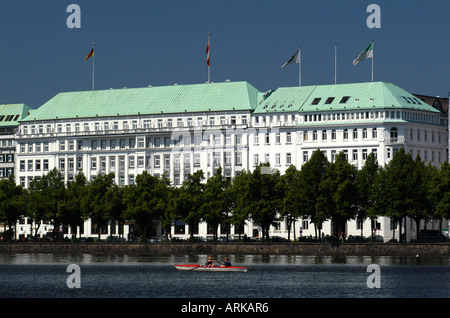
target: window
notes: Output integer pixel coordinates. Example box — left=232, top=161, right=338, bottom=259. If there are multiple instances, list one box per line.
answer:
left=372, top=128, right=377, bottom=139
left=194, top=154, right=201, bottom=167
left=119, top=156, right=125, bottom=171
left=235, top=152, right=242, bottom=166
left=340, top=96, right=350, bottom=103
left=254, top=132, right=259, bottom=145
left=138, top=156, right=145, bottom=167
left=303, top=151, right=309, bottom=162
left=235, top=134, right=242, bottom=145
left=91, top=157, right=96, bottom=170
left=286, top=132, right=292, bottom=144
left=362, top=128, right=367, bottom=139
left=275, top=153, right=281, bottom=166
left=254, top=154, right=259, bottom=165
left=164, top=155, right=170, bottom=170
left=129, top=156, right=135, bottom=168
left=311, top=98, right=321, bottom=105
left=109, top=157, right=115, bottom=171
left=363, top=149, right=367, bottom=160
left=275, top=132, right=281, bottom=144
left=343, top=129, right=348, bottom=140
left=286, top=153, right=292, bottom=165
left=390, top=127, right=398, bottom=141
left=303, top=132, right=309, bottom=141
left=225, top=152, right=231, bottom=167
left=332, top=130, right=336, bottom=140
left=59, top=158, right=65, bottom=171
left=353, top=129, right=358, bottom=139
left=325, top=97, right=335, bottom=104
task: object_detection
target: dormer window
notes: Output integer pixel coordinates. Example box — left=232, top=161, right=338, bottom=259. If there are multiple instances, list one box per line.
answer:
left=340, top=96, right=350, bottom=103
left=325, top=97, right=335, bottom=104
left=312, top=98, right=321, bottom=105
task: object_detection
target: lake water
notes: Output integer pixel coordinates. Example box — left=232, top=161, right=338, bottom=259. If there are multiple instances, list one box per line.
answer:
left=0, top=254, right=449, bottom=300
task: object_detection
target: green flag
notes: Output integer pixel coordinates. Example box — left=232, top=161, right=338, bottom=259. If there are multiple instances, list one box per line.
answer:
left=352, top=42, right=373, bottom=66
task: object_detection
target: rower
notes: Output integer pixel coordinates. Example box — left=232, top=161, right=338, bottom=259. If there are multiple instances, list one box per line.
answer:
left=221, top=257, right=232, bottom=268
left=205, top=256, right=217, bottom=267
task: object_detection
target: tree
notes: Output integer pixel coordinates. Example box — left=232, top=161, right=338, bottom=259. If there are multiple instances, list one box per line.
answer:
left=171, top=170, right=205, bottom=239
left=317, top=151, right=358, bottom=237
left=105, top=184, right=127, bottom=240
left=200, top=167, right=230, bottom=240
left=0, top=175, right=25, bottom=240
left=82, top=173, right=115, bottom=240
left=278, top=165, right=301, bottom=241
left=372, top=148, right=414, bottom=242
left=35, top=168, right=66, bottom=239
left=124, top=171, right=171, bottom=239
left=407, top=156, right=435, bottom=239
left=58, top=172, right=88, bottom=239
left=228, top=170, right=251, bottom=240
left=431, top=161, right=450, bottom=221
left=297, top=149, right=329, bottom=238
left=243, top=164, right=281, bottom=241
left=356, top=152, right=379, bottom=237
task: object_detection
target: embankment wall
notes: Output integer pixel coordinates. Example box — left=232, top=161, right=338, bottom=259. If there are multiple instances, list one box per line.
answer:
left=0, top=242, right=449, bottom=256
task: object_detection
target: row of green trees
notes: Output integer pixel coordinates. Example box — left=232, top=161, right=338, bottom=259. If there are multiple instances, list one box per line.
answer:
left=1, top=148, right=450, bottom=241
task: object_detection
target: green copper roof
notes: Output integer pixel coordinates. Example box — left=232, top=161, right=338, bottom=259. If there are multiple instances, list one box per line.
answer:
left=23, top=81, right=261, bottom=121
left=0, top=104, right=32, bottom=127
left=254, top=82, right=440, bottom=114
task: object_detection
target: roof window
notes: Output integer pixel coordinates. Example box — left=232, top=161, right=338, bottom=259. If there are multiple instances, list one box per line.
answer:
left=311, top=98, right=321, bottom=105
left=325, top=97, right=335, bottom=104
left=340, top=96, right=350, bottom=104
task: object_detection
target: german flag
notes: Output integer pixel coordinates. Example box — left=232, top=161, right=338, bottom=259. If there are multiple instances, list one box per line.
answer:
left=85, top=48, right=94, bottom=61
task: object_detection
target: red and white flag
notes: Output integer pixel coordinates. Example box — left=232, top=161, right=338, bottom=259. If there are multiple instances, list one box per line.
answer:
left=205, top=38, right=210, bottom=66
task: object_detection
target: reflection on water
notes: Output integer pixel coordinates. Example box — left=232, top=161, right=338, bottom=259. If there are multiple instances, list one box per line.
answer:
left=1, top=253, right=449, bottom=266
left=0, top=253, right=449, bottom=298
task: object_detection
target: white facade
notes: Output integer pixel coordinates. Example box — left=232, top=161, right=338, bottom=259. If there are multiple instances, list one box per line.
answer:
left=12, top=81, right=449, bottom=242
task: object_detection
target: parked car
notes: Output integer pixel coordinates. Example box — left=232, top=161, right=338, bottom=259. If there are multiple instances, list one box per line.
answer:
left=415, top=230, right=450, bottom=243
left=268, top=236, right=288, bottom=242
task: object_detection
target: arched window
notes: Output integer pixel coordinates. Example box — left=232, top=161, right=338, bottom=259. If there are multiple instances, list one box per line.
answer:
left=390, top=127, right=398, bottom=141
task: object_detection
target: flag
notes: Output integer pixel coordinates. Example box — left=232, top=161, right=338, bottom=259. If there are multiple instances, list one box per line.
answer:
left=205, top=39, right=210, bottom=66
left=85, top=48, right=94, bottom=61
left=352, top=42, right=373, bottom=65
left=281, top=48, right=300, bottom=68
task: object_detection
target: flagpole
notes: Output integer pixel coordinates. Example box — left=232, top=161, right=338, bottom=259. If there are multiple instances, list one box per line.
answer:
left=334, top=43, right=337, bottom=85
left=298, top=46, right=301, bottom=87
left=92, top=42, right=95, bottom=90
left=371, top=40, right=374, bottom=82
left=207, top=33, right=211, bottom=83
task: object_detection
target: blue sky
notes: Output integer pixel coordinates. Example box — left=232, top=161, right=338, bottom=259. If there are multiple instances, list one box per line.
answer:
left=0, top=0, right=448, bottom=108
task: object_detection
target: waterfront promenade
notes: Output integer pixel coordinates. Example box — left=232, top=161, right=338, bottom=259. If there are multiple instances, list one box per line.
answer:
left=1, top=242, right=450, bottom=257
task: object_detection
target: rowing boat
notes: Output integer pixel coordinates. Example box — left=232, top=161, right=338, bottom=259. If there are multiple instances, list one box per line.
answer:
left=174, top=264, right=248, bottom=272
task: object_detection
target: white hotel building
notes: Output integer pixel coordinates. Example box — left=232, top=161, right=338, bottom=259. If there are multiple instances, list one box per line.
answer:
left=14, top=80, right=448, bottom=241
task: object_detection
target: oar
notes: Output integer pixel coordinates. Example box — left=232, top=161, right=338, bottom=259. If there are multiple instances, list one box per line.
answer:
left=189, top=265, right=202, bottom=271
